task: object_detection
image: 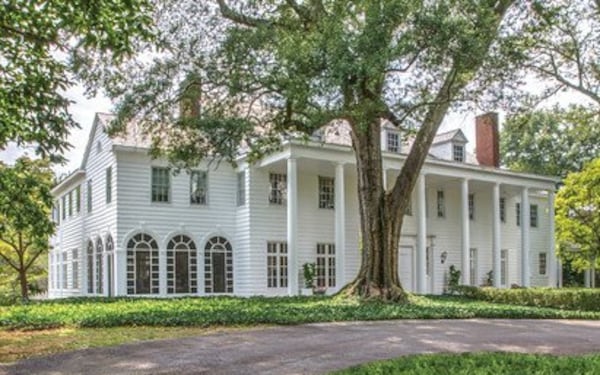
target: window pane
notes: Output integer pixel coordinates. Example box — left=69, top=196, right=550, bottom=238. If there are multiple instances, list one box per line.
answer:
left=175, top=252, right=190, bottom=293
left=190, top=171, right=208, bottom=205
left=151, top=167, right=170, bottom=202
left=269, top=173, right=287, bottom=205
left=318, top=176, right=335, bottom=209
left=437, top=190, right=445, bottom=218
left=136, top=251, right=151, bottom=294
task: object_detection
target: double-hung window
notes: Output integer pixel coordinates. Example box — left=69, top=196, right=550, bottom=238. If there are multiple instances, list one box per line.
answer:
left=316, top=243, right=336, bottom=288
left=268, top=173, right=287, bottom=205
left=539, top=252, right=547, bottom=275
left=436, top=190, right=445, bottom=218
left=151, top=167, right=170, bottom=203
left=387, top=132, right=400, bottom=153
left=237, top=171, right=246, bottom=206
left=468, top=194, right=475, bottom=221
left=190, top=170, right=208, bottom=205
left=516, top=203, right=521, bottom=226
left=318, top=176, right=335, bottom=209
left=499, top=197, right=506, bottom=223
left=530, top=204, right=538, bottom=228
left=267, top=242, right=288, bottom=288
left=453, top=144, right=465, bottom=162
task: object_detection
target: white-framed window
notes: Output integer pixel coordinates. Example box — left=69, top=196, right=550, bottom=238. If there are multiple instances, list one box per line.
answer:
left=316, top=243, right=336, bottom=288
left=468, top=193, right=475, bottom=221
left=75, top=185, right=81, bottom=214
left=318, top=176, right=335, bottom=209
left=237, top=171, right=246, bottom=207
left=68, top=192, right=73, bottom=217
left=190, top=170, right=208, bottom=205
left=500, top=197, right=506, bottom=223
left=72, top=249, right=79, bottom=289
left=87, top=180, right=93, bottom=213
left=530, top=204, right=538, bottom=228
left=268, top=173, right=287, bottom=205
left=96, top=238, right=104, bottom=294
left=267, top=242, right=288, bottom=288
left=516, top=203, right=521, bottom=226
left=62, top=251, right=68, bottom=288
left=436, top=190, right=445, bottom=218
left=469, top=248, right=477, bottom=286
left=387, top=131, right=400, bottom=153
left=87, top=240, right=94, bottom=293
left=167, top=235, right=198, bottom=294
left=453, top=144, right=465, bottom=162
left=204, top=236, right=234, bottom=294
left=106, top=167, right=112, bottom=204
left=539, top=252, right=547, bottom=275
left=61, top=196, right=66, bottom=220
left=151, top=167, right=170, bottom=203
left=127, top=233, right=160, bottom=295
left=500, top=249, right=508, bottom=287
left=53, top=200, right=60, bottom=224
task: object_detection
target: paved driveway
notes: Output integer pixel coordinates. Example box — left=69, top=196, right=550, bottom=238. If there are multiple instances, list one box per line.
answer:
left=3, top=319, right=600, bottom=375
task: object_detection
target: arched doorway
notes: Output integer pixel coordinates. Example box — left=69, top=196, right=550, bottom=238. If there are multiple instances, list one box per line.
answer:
left=167, top=234, right=198, bottom=294
left=126, top=233, right=159, bottom=295
left=204, top=236, right=233, bottom=294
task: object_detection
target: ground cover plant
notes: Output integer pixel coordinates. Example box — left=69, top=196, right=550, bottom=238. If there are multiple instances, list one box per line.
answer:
left=331, top=352, right=600, bottom=374
left=2, top=295, right=600, bottom=331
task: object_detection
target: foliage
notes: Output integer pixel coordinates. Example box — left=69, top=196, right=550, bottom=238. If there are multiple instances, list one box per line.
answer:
left=302, top=262, right=316, bottom=288
left=555, top=159, right=600, bottom=270
left=332, top=352, right=600, bottom=375
left=500, top=106, right=600, bottom=179
left=455, top=286, right=600, bottom=312
left=0, top=157, right=55, bottom=300
left=447, top=265, right=461, bottom=295
left=0, top=0, right=154, bottom=159
left=2, top=295, right=600, bottom=331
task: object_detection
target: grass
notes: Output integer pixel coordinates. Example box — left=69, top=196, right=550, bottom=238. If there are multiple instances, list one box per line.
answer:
left=331, top=352, right=600, bottom=374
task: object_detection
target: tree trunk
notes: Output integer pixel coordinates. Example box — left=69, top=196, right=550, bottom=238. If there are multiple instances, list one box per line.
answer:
left=19, top=269, right=29, bottom=302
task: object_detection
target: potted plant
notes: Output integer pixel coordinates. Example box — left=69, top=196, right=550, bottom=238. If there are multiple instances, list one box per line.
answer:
left=301, top=262, right=315, bottom=296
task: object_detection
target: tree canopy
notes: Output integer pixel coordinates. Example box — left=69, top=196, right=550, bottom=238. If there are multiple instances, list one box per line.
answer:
left=0, top=0, right=154, bottom=160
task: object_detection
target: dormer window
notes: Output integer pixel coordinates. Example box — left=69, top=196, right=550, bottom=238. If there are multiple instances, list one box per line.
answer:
left=387, top=131, right=400, bottom=153
left=453, top=144, right=464, bottom=162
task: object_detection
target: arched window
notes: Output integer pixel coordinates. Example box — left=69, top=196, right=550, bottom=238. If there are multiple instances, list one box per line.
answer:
left=204, top=236, right=233, bottom=294
left=106, top=235, right=114, bottom=252
left=87, top=240, right=94, bottom=293
left=95, top=237, right=104, bottom=294
left=167, top=235, right=197, bottom=294
left=105, top=235, right=114, bottom=297
left=127, top=233, right=159, bottom=295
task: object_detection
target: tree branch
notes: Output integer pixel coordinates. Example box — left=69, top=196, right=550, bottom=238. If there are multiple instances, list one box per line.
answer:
left=0, top=250, right=20, bottom=272
left=215, top=0, right=270, bottom=28
left=24, top=248, right=45, bottom=271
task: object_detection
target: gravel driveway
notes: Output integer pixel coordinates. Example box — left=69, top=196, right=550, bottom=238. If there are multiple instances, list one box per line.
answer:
left=3, top=319, right=600, bottom=374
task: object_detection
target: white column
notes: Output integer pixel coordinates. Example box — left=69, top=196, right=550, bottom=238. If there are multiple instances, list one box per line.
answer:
left=461, top=178, right=470, bottom=285
left=492, top=183, right=501, bottom=288
left=115, top=248, right=127, bottom=296
left=548, top=190, right=557, bottom=287
left=382, top=168, right=388, bottom=191
left=416, top=175, right=427, bottom=294
left=521, top=187, right=531, bottom=287
left=287, top=158, right=299, bottom=296
left=335, top=163, right=346, bottom=290
left=103, top=251, right=109, bottom=297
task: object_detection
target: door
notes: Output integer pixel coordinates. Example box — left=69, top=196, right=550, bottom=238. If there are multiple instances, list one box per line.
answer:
left=399, top=246, right=414, bottom=292
left=212, top=252, right=226, bottom=293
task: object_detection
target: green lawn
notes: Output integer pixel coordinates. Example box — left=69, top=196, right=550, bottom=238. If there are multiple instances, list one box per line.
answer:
left=2, top=294, right=600, bottom=330
left=331, top=352, right=600, bottom=374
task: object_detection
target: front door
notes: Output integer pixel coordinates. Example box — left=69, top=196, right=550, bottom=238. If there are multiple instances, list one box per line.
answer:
left=212, top=252, right=226, bottom=293
left=399, top=246, right=414, bottom=292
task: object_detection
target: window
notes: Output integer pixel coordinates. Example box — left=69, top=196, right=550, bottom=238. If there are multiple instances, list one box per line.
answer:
left=127, top=233, right=160, bottom=295
left=75, top=185, right=81, bottom=214
left=267, top=242, right=288, bottom=288
left=500, top=249, right=508, bottom=287
left=151, top=167, right=170, bottom=202
left=453, top=144, right=464, bottom=162
left=62, top=251, right=68, bottom=288
left=72, top=249, right=79, bottom=289
left=539, top=252, right=547, bottom=275
left=62, top=196, right=66, bottom=220
left=167, top=235, right=198, bottom=294
left=468, top=193, right=475, bottom=221
left=53, top=201, right=60, bottom=224
left=106, top=167, right=112, bottom=204
left=190, top=170, right=208, bottom=205
left=516, top=203, right=521, bottom=226
left=96, top=238, right=104, bottom=294
left=68, top=191, right=73, bottom=217
left=469, top=248, right=477, bottom=286
left=237, top=171, right=246, bottom=206
left=268, top=173, right=287, bottom=205
left=87, top=240, right=94, bottom=293
left=436, top=190, right=445, bottom=218
left=316, top=243, right=336, bottom=288
left=500, top=197, right=506, bottom=223
left=204, top=236, right=234, bottom=293
left=87, top=180, right=93, bottom=213
left=530, top=204, right=538, bottom=228
left=387, top=132, right=400, bottom=153
left=318, top=176, right=335, bottom=209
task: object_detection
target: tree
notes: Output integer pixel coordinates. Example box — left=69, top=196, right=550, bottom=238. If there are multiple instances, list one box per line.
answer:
left=556, top=159, right=600, bottom=272
left=102, top=0, right=528, bottom=301
left=501, top=106, right=600, bottom=179
left=0, top=0, right=154, bottom=160
left=0, top=157, right=55, bottom=301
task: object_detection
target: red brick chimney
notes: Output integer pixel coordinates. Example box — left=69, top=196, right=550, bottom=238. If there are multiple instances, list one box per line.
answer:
left=475, top=112, right=500, bottom=167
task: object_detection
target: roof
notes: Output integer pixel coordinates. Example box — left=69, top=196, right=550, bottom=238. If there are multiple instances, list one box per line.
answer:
left=433, top=129, right=468, bottom=144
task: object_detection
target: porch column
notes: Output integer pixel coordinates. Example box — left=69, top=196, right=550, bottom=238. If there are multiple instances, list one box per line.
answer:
left=521, top=187, right=531, bottom=287
left=287, top=158, right=299, bottom=296
left=115, top=248, right=127, bottom=296
left=461, top=178, right=470, bottom=285
left=335, top=163, right=346, bottom=289
left=548, top=190, right=558, bottom=287
left=492, top=183, right=501, bottom=287
left=416, top=174, right=427, bottom=294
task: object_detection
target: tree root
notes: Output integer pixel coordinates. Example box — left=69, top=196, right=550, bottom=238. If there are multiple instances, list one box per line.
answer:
left=335, top=277, right=409, bottom=303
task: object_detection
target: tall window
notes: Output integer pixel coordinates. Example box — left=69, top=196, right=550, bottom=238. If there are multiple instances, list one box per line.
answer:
left=106, top=167, right=112, bottom=204
left=453, top=144, right=465, bottom=162
left=72, top=249, right=79, bottom=289
left=87, top=180, right=93, bottom=213
left=167, top=235, right=198, bottom=294
left=267, top=242, right=288, bottom=288
left=268, top=173, right=287, bottom=205
left=62, top=196, right=66, bottom=220
left=151, top=167, right=170, bottom=202
left=96, top=238, right=104, bottom=294
left=468, top=193, right=475, bottom=220
left=516, top=203, right=521, bottom=226
left=204, top=236, right=234, bottom=293
left=75, top=185, right=81, bottom=214
left=53, top=200, right=60, bottom=224
left=318, top=176, right=335, bottom=209
left=68, top=191, right=73, bottom=217
left=190, top=170, right=208, bottom=205
left=316, top=243, right=336, bottom=288
left=87, top=240, right=94, bottom=293
left=237, top=171, right=246, bottom=206
left=387, top=132, right=400, bottom=153
left=539, top=252, right=547, bottom=275
left=127, top=233, right=160, bottom=294
left=499, top=197, right=506, bottom=223
left=500, top=249, right=508, bottom=287
left=530, top=204, right=538, bottom=228
left=469, top=248, right=477, bottom=286
left=62, top=251, right=68, bottom=288
left=436, top=190, right=445, bottom=218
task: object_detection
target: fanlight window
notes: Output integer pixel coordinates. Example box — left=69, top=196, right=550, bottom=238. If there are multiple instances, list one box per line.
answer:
left=127, top=233, right=159, bottom=295
left=167, top=235, right=198, bottom=294
left=204, top=236, right=233, bottom=294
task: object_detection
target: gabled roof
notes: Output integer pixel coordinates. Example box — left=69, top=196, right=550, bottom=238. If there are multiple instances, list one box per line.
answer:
left=433, top=129, right=468, bottom=144
left=80, top=112, right=113, bottom=169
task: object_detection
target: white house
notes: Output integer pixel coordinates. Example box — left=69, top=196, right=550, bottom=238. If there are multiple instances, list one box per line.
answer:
left=48, top=112, right=559, bottom=298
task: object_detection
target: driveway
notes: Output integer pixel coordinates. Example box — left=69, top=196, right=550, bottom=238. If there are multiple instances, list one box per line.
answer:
left=3, top=319, right=600, bottom=374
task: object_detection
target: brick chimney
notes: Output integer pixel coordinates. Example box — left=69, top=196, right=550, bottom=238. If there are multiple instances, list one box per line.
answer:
left=475, top=112, right=500, bottom=168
